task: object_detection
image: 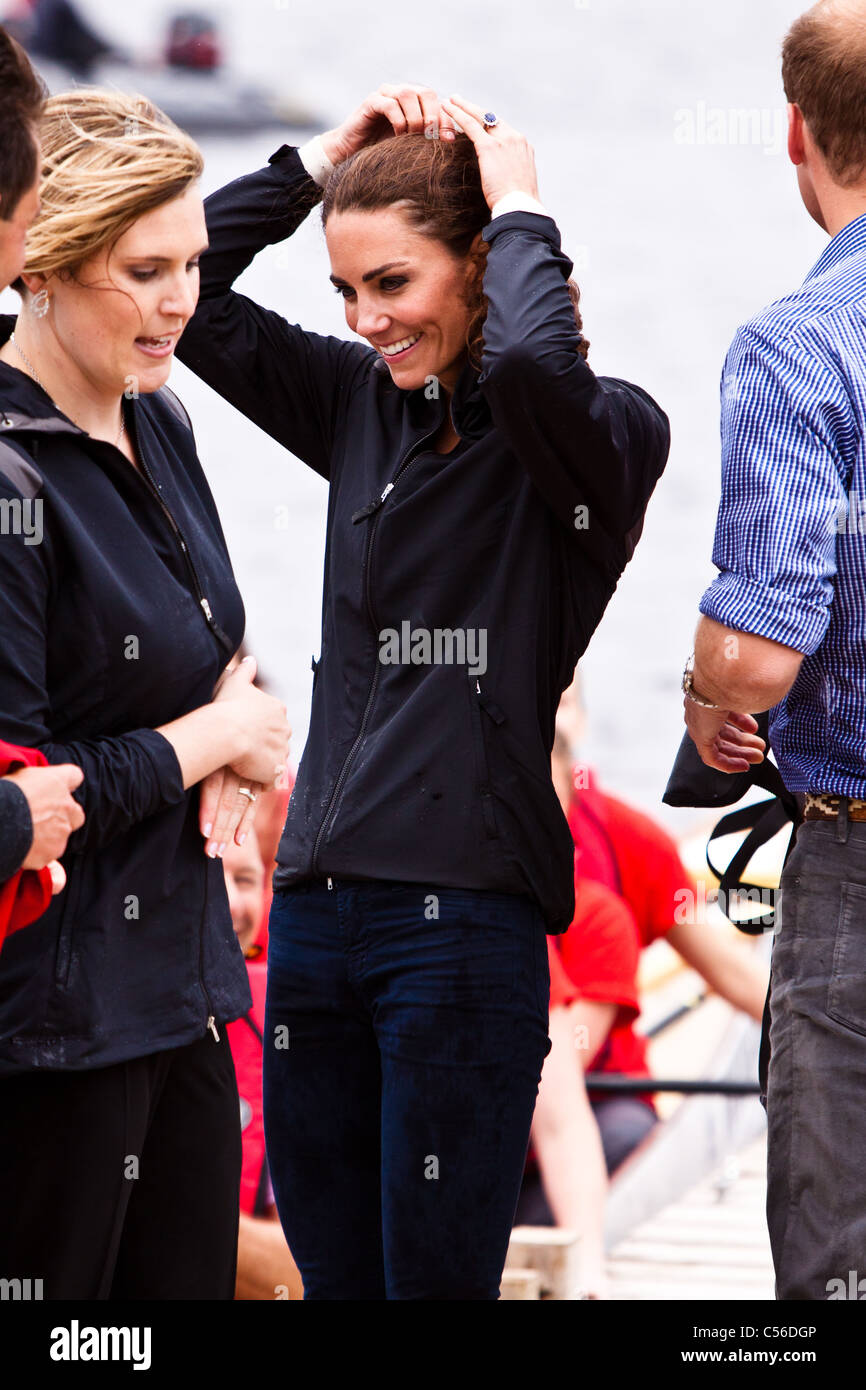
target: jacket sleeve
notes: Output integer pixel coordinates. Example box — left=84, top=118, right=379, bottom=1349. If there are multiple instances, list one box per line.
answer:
left=477, top=209, right=670, bottom=556
left=0, top=474, right=186, bottom=854
left=0, top=779, right=32, bottom=880
left=175, top=144, right=374, bottom=480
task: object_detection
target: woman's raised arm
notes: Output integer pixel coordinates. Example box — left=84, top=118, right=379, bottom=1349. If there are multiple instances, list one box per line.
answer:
left=442, top=96, right=670, bottom=561
left=174, top=143, right=374, bottom=480
left=175, top=85, right=462, bottom=479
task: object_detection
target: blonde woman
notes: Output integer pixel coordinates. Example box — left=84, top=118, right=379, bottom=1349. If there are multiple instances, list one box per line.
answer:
left=0, top=90, right=290, bottom=1299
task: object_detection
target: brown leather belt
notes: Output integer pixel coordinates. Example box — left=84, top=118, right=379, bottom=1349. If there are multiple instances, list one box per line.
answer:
left=803, top=792, right=866, bottom=822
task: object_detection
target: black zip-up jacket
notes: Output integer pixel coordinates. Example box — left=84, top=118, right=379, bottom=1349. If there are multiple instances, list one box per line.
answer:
left=0, top=780, right=32, bottom=882
left=177, top=145, right=670, bottom=932
left=0, top=329, right=250, bottom=1071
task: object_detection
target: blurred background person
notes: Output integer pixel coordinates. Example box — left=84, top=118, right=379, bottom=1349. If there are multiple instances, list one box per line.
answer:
left=557, top=670, right=769, bottom=1024
left=224, top=826, right=303, bottom=1301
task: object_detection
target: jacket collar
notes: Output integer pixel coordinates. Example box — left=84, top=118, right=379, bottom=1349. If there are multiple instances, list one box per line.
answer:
left=0, top=313, right=84, bottom=434
left=376, top=351, right=491, bottom=441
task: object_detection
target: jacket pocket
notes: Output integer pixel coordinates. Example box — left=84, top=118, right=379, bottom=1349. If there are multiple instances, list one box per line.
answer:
left=468, top=675, right=505, bottom=839
left=53, top=853, right=83, bottom=989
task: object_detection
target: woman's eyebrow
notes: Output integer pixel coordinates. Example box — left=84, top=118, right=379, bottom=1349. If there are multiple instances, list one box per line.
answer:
left=122, top=246, right=209, bottom=262
left=330, top=260, right=410, bottom=286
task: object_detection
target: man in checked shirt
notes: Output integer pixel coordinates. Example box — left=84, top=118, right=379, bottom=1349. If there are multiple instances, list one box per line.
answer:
left=683, top=0, right=866, bottom=1300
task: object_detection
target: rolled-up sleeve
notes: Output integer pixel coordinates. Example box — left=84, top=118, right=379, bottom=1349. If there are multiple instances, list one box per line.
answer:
left=699, top=324, right=850, bottom=655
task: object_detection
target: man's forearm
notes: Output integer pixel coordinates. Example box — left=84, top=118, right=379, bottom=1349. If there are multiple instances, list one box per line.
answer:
left=692, top=615, right=805, bottom=712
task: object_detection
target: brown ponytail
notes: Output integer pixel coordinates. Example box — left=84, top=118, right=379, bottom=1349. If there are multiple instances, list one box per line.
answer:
left=321, top=132, right=589, bottom=369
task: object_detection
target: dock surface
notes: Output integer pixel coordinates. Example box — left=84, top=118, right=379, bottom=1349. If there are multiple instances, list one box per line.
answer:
left=606, top=1134, right=774, bottom=1300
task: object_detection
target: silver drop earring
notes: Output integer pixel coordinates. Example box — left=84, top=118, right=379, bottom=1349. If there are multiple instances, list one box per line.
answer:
left=30, top=289, right=50, bottom=319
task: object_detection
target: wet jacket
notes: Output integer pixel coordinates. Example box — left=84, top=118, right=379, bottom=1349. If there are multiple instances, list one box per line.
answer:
left=0, top=330, right=250, bottom=1071
left=177, top=144, right=670, bottom=932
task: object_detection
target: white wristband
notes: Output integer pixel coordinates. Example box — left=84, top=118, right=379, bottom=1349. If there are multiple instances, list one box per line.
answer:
left=489, top=191, right=549, bottom=220
left=297, top=134, right=336, bottom=188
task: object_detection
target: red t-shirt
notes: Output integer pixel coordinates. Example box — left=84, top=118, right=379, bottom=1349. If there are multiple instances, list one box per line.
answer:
left=554, top=876, right=640, bottom=1031
left=564, top=767, right=697, bottom=1092
left=569, top=767, right=697, bottom=948
left=226, top=960, right=269, bottom=1216
left=528, top=877, right=642, bottom=1171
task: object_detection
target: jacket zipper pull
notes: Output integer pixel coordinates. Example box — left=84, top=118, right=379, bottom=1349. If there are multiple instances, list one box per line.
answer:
left=207, top=1015, right=220, bottom=1042
left=200, top=597, right=213, bottom=622
left=326, top=876, right=334, bottom=890
left=351, top=482, right=394, bottom=524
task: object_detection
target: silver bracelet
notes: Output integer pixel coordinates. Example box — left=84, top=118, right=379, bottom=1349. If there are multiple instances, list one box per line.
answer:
left=681, top=653, right=724, bottom=710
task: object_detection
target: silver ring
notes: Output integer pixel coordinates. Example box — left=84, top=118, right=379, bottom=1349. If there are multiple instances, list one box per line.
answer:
left=482, top=111, right=499, bottom=131
left=238, top=787, right=257, bottom=803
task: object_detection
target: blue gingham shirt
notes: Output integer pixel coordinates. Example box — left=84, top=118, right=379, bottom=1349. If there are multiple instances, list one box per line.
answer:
left=699, top=213, right=866, bottom=795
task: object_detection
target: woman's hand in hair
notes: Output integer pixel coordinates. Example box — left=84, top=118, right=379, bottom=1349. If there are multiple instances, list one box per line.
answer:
left=440, top=95, right=540, bottom=211
left=320, top=83, right=459, bottom=167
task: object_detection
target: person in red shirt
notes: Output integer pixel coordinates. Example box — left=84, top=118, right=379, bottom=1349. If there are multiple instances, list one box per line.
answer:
left=524, top=870, right=644, bottom=1298
left=558, top=671, right=768, bottom=1020
left=515, top=735, right=651, bottom=1256
left=224, top=827, right=302, bottom=1300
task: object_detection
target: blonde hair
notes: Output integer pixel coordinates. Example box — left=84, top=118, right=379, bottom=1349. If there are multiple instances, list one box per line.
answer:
left=22, top=88, right=203, bottom=283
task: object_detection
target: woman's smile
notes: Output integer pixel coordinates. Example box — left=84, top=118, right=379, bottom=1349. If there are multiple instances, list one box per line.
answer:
left=375, top=331, right=423, bottom=360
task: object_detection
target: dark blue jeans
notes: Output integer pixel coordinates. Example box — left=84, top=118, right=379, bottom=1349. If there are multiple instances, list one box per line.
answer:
left=263, top=878, right=551, bottom=1300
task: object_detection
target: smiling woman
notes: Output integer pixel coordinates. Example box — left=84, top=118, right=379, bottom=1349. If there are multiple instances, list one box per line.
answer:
left=0, top=87, right=292, bottom=1299
left=0, top=90, right=208, bottom=456
left=175, top=80, right=669, bottom=1301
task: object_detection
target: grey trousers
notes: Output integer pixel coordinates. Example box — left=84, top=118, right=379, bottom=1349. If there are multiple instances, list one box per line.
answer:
left=766, top=801, right=866, bottom=1299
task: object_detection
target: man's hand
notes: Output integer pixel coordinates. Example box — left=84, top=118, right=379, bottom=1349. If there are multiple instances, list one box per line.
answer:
left=683, top=699, right=766, bottom=773
left=4, top=764, right=85, bottom=870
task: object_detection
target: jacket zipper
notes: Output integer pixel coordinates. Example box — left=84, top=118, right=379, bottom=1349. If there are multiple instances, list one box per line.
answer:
left=130, top=419, right=226, bottom=1039
left=129, top=424, right=233, bottom=654
left=311, top=409, right=452, bottom=873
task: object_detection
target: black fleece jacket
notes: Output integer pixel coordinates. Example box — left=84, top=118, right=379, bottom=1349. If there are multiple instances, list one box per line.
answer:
left=0, top=779, right=32, bottom=882
left=0, top=338, right=250, bottom=1071
left=177, top=144, right=671, bottom=932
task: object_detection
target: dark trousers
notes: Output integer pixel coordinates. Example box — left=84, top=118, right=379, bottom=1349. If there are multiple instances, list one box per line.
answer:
left=766, top=805, right=866, bottom=1299
left=263, top=878, right=552, bottom=1300
left=0, top=1030, right=241, bottom=1299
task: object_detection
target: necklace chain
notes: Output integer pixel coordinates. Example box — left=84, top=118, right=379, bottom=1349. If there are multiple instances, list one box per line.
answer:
left=9, top=333, right=126, bottom=448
